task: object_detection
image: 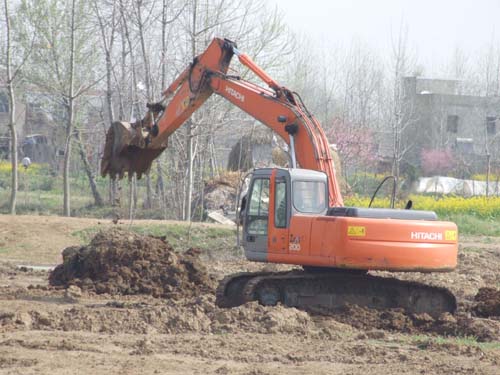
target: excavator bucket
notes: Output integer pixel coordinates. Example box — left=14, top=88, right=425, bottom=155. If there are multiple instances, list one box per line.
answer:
left=100, top=121, right=165, bottom=180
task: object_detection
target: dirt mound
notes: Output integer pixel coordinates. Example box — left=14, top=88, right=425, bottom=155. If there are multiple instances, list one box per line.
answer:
left=49, top=229, right=216, bottom=299
left=472, top=287, right=500, bottom=318
left=326, top=304, right=499, bottom=342
left=2, top=292, right=314, bottom=336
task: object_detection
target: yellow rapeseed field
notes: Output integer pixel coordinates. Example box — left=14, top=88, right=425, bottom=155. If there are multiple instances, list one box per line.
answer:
left=471, top=174, right=500, bottom=181
left=0, top=161, right=48, bottom=175
left=344, top=194, right=500, bottom=218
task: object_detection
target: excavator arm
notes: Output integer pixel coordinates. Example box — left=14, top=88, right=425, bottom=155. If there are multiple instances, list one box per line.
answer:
left=101, top=38, right=343, bottom=207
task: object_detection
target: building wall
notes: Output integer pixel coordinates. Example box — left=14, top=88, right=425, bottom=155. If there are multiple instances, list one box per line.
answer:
left=403, top=76, right=500, bottom=174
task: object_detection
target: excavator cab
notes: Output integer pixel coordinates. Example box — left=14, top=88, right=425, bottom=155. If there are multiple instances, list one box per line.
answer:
left=242, top=168, right=328, bottom=262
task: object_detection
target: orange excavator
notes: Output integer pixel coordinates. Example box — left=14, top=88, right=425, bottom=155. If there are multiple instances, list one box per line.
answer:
left=101, top=38, right=458, bottom=316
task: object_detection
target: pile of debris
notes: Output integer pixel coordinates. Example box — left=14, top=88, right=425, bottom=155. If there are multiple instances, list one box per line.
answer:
left=199, top=171, right=240, bottom=225
left=203, top=171, right=240, bottom=212
left=49, top=229, right=216, bottom=299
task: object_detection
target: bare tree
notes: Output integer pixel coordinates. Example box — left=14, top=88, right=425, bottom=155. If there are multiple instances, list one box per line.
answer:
left=61, top=0, right=77, bottom=216
left=387, top=21, right=417, bottom=182
left=75, top=128, right=104, bottom=205
left=92, top=0, right=120, bottom=205
left=3, top=0, right=17, bottom=214
left=2, top=0, right=33, bottom=214
left=16, top=0, right=102, bottom=216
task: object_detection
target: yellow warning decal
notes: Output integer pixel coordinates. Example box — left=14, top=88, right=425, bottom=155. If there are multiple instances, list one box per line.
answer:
left=347, top=226, right=366, bottom=237
left=445, top=230, right=457, bottom=241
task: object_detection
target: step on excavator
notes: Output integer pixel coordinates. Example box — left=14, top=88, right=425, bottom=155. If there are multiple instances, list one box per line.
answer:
left=101, top=38, right=458, bottom=317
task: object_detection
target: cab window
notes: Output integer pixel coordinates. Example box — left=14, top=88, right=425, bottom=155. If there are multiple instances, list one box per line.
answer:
left=292, top=180, right=326, bottom=213
left=274, top=180, right=287, bottom=228
left=247, top=178, right=269, bottom=235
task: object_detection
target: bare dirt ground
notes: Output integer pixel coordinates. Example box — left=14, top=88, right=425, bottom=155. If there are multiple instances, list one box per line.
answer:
left=0, top=214, right=499, bottom=374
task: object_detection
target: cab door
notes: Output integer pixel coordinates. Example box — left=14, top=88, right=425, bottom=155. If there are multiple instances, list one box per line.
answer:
left=243, top=174, right=271, bottom=261
left=268, top=169, right=289, bottom=254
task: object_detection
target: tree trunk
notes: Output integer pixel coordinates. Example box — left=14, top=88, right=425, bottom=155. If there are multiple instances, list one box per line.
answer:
left=184, top=0, right=197, bottom=221
left=4, top=0, right=17, bottom=215
left=118, top=22, right=126, bottom=120
left=136, top=1, right=152, bottom=101
left=486, top=153, right=491, bottom=198
left=63, top=104, right=73, bottom=216
left=156, top=158, right=166, bottom=217
left=161, top=0, right=168, bottom=89
left=63, top=0, right=77, bottom=217
left=63, top=99, right=74, bottom=216
left=185, top=120, right=193, bottom=221
left=75, top=129, right=104, bottom=206
left=92, top=0, right=115, bottom=125
left=109, top=178, right=113, bottom=204
left=112, top=179, right=121, bottom=206
left=119, top=0, right=140, bottom=119
left=135, top=0, right=154, bottom=210
left=128, top=175, right=135, bottom=220
left=145, top=173, right=153, bottom=209
left=198, top=142, right=206, bottom=221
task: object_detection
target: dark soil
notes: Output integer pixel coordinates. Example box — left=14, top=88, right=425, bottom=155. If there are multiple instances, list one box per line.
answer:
left=49, top=229, right=216, bottom=298
left=472, top=288, right=500, bottom=318
left=312, top=303, right=499, bottom=342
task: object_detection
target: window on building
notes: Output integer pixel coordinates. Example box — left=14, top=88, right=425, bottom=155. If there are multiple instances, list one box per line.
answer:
left=486, top=116, right=497, bottom=136
left=27, top=102, right=41, bottom=113
left=0, top=92, right=8, bottom=113
left=456, top=138, right=474, bottom=154
left=447, top=115, right=458, bottom=133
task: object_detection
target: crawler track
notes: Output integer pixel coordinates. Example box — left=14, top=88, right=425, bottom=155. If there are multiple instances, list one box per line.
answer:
left=216, top=270, right=457, bottom=317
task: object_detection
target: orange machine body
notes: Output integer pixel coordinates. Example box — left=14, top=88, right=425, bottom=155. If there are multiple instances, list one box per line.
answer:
left=252, top=168, right=458, bottom=272
left=270, top=215, right=457, bottom=271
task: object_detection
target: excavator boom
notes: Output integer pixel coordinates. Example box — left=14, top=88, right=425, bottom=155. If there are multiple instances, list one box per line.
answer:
left=101, top=38, right=343, bottom=206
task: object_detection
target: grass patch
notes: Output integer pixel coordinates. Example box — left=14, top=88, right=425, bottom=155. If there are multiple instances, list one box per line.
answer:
left=73, top=223, right=237, bottom=253
left=411, top=334, right=500, bottom=351
left=0, top=190, right=94, bottom=216
left=480, top=236, right=495, bottom=244
left=441, top=214, right=500, bottom=237
left=460, top=247, right=484, bottom=253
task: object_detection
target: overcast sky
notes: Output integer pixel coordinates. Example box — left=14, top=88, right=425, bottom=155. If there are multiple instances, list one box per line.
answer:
left=271, top=0, right=500, bottom=76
